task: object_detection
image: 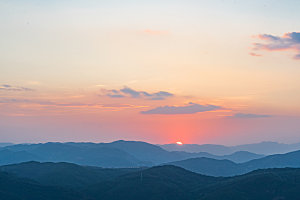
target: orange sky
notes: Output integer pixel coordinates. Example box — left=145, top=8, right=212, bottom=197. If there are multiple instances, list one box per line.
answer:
left=0, top=0, right=300, bottom=144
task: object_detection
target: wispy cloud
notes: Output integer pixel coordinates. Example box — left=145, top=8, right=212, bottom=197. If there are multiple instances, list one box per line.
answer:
left=104, top=87, right=174, bottom=100
left=249, top=52, right=262, bottom=57
left=251, top=32, right=300, bottom=60
left=140, top=102, right=222, bottom=115
left=0, top=98, right=146, bottom=110
left=0, top=84, right=34, bottom=91
left=229, top=113, right=272, bottom=118
left=0, top=99, right=31, bottom=104
left=106, top=90, right=126, bottom=98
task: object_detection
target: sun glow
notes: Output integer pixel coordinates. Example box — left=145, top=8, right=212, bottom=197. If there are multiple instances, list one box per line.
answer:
left=176, top=141, right=183, bottom=145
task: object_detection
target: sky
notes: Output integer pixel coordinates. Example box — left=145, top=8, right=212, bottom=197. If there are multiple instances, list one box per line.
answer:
left=1, top=0, right=300, bottom=145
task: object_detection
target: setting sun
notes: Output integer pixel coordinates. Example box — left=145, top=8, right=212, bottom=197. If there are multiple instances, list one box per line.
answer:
left=176, top=141, right=183, bottom=145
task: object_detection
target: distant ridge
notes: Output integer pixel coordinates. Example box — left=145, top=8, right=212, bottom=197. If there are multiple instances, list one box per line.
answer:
left=0, top=141, right=264, bottom=167
left=0, top=143, right=13, bottom=147
left=160, top=141, right=300, bottom=155
left=4, top=140, right=300, bottom=177
left=167, top=149, right=300, bottom=176
left=0, top=142, right=147, bottom=167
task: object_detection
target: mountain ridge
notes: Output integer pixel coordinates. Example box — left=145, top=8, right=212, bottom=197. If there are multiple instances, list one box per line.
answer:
left=0, top=141, right=265, bottom=167
left=1, top=161, right=300, bottom=199
left=168, top=149, right=300, bottom=176
left=160, top=141, right=300, bottom=155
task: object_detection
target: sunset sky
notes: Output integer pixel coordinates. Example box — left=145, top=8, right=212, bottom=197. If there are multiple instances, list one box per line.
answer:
left=1, top=0, right=300, bottom=145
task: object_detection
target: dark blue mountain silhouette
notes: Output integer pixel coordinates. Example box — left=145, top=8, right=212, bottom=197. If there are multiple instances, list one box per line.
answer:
left=1, top=162, right=300, bottom=199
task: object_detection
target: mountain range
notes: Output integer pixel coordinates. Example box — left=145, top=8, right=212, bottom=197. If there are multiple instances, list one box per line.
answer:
left=1, top=162, right=300, bottom=200
left=0, top=140, right=265, bottom=167
left=168, top=149, right=300, bottom=176
left=1, top=140, right=300, bottom=199
left=160, top=141, right=300, bottom=155
left=0, top=140, right=300, bottom=177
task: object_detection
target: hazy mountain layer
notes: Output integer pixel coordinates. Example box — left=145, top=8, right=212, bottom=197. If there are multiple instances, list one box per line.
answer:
left=0, top=141, right=264, bottom=167
left=0, top=143, right=13, bottom=147
left=160, top=141, right=300, bottom=155
left=168, top=149, right=300, bottom=176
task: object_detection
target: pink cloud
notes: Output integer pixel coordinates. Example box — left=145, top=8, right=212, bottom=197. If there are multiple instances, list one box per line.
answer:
left=249, top=52, right=262, bottom=57
left=251, top=32, right=300, bottom=60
